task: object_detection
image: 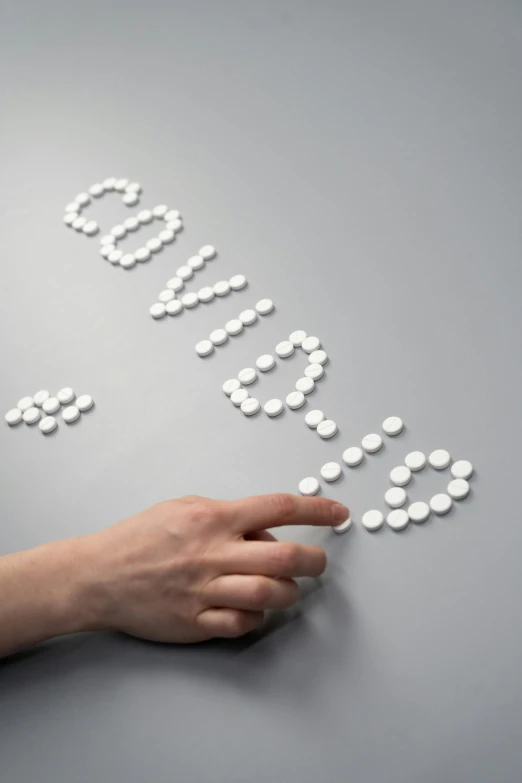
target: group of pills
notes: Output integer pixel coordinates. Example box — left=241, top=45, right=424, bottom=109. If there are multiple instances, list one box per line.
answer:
left=195, top=297, right=274, bottom=357
left=100, top=204, right=184, bottom=270
left=4, top=389, right=94, bottom=435
left=63, top=178, right=143, bottom=240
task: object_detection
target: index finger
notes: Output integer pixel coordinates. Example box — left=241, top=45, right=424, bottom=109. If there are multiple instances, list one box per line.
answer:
left=228, top=494, right=349, bottom=534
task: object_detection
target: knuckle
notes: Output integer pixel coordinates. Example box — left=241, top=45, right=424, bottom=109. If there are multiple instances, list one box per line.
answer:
left=272, top=542, right=300, bottom=573
left=269, top=493, right=297, bottom=521
left=250, top=579, right=271, bottom=607
left=226, top=613, right=250, bottom=637
left=182, top=496, right=216, bottom=527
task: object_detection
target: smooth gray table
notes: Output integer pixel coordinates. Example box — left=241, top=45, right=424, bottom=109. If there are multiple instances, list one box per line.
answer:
left=1, top=2, right=521, bottom=781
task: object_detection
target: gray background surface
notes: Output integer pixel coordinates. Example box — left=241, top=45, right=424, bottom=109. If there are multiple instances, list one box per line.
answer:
left=1, top=1, right=521, bottom=781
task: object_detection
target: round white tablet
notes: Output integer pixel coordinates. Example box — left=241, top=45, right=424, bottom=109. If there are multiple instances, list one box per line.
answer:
left=57, top=388, right=75, bottom=404
left=125, top=182, right=142, bottom=194
left=33, top=390, right=50, bottom=407
left=225, top=318, right=243, bottom=336
left=255, top=298, right=274, bottom=315
left=362, top=510, right=384, bottom=532
left=429, top=449, right=451, bottom=470
left=223, top=379, right=241, bottom=396
left=317, top=419, right=338, bottom=439
left=114, top=178, right=129, bottom=191
left=320, top=462, right=342, bottom=482
left=5, top=408, right=22, bottom=426
left=82, top=220, right=99, bottom=236
left=166, top=299, right=183, bottom=316
left=213, top=280, right=231, bottom=297
left=405, top=451, right=426, bottom=471
left=23, top=407, right=41, bottom=424
left=111, top=224, right=126, bottom=239
left=390, top=465, right=412, bottom=487
left=231, top=388, right=249, bottom=407
left=239, top=309, right=257, bottom=325
left=383, top=416, right=404, bottom=436
left=182, top=293, right=199, bottom=309
left=100, top=245, right=115, bottom=259
left=451, top=460, right=474, bottom=480
left=75, top=192, right=90, bottom=206
left=305, top=409, right=325, bottom=429
left=229, top=274, right=247, bottom=291
left=64, top=212, right=77, bottom=226
left=167, top=277, right=184, bottom=292
left=447, top=478, right=470, bottom=500
left=159, top=229, right=175, bottom=244
left=197, top=286, right=215, bottom=303
left=72, top=216, right=86, bottom=231
left=158, top=289, right=175, bottom=304
left=238, top=367, right=257, bottom=385
left=430, top=493, right=452, bottom=515
left=108, top=249, right=123, bottom=265
left=289, top=330, right=307, bottom=347
left=176, top=265, right=193, bottom=280
left=166, top=219, right=183, bottom=234
left=42, top=397, right=60, bottom=415
left=241, top=398, right=261, bottom=416
left=361, top=433, right=383, bottom=453
left=150, top=303, right=166, bottom=319
left=286, top=391, right=305, bottom=410
left=120, top=253, right=136, bottom=269
left=195, top=340, right=214, bottom=357
left=210, top=328, right=228, bottom=346
left=385, top=487, right=407, bottom=508
left=89, top=183, right=104, bottom=197
left=17, top=396, right=34, bottom=412
left=309, top=350, right=328, bottom=366
left=123, top=192, right=139, bottom=206
left=76, top=394, right=93, bottom=412
left=65, top=201, right=80, bottom=213
left=164, top=209, right=181, bottom=222
left=199, top=244, right=216, bottom=260
left=188, top=255, right=205, bottom=270
left=295, top=377, right=315, bottom=394
left=135, top=247, right=151, bottom=263
left=256, top=354, right=275, bottom=372
left=332, top=516, right=353, bottom=535
left=152, top=204, right=168, bottom=218
left=387, top=509, right=410, bottom=531
left=102, top=177, right=116, bottom=190
left=101, top=234, right=116, bottom=246
left=275, top=340, right=294, bottom=358
left=408, top=501, right=430, bottom=523
left=342, top=446, right=364, bottom=467
left=147, top=238, right=163, bottom=253
left=304, top=363, right=324, bottom=380
left=137, top=209, right=153, bottom=224
left=62, top=405, right=80, bottom=424
left=39, top=416, right=57, bottom=434
left=301, top=336, right=320, bottom=353
left=264, top=399, right=283, bottom=418
left=123, top=217, right=139, bottom=232
left=299, top=477, right=320, bottom=496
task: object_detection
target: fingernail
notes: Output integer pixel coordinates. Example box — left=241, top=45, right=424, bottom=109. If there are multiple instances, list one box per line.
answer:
left=331, top=503, right=350, bottom=523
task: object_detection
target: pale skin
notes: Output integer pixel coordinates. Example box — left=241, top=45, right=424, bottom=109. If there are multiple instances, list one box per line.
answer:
left=0, top=494, right=349, bottom=659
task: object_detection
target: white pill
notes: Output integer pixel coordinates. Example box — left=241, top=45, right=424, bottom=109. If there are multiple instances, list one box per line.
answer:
left=405, top=451, right=427, bottom=471
left=229, top=274, right=247, bottom=291
left=210, top=328, right=228, bottom=346
left=102, top=177, right=116, bottom=190
left=451, top=460, right=474, bottom=480
left=100, top=245, right=115, bottom=259
left=5, top=408, right=22, bottom=426
left=164, top=209, right=181, bottom=221
left=62, top=405, right=80, bottom=424
left=72, top=216, right=86, bottom=231
left=159, top=229, right=175, bottom=244
left=225, top=318, right=243, bottom=336
left=150, top=303, right=167, bottom=319
left=114, top=178, right=129, bottom=191
left=231, top=388, right=249, bottom=407
left=195, top=340, right=214, bottom=357
left=342, top=446, right=364, bottom=467
left=289, top=330, right=307, bottom=347
left=238, top=368, right=257, bottom=385
left=332, top=516, right=353, bottom=535
left=385, top=487, right=407, bottom=508
left=305, top=409, right=325, bottom=429
left=166, top=300, right=183, bottom=316
left=177, top=265, right=193, bottom=280
left=39, top=416, right=57, bottom=434
left=166, top=219, right=183, bottom=234
left=305, top=363, right=324, bottom=381
left=123, top=217, right=139, bottom=231
left=137, top=209, right=153, bottom=224
left=255, top=298, right=274, bottom=315
left=317, top=419, right=338, bottom=439
left=120, top=254, right=136, bottom=269
left=301, top=336, right=320, bottom=353
left=125, top=182, right=142, bottom=194
left=135, top=247, right=151, bottom=263
left=89, top=183, right=104, bottom=197
left=100, top=234, right=115, bottom=246
left=64, top=212, right=78, bottom=226
left=76, top=394, right=94, bottom=412
left=65, top=201, right=80, bottom=213
left=448, top=478, right=470, bottom=500
left=57, top=388, right=75, bottom=404
left=182, top=293, right=199, bottom=309
left=362, top=433, right=383, bottom=453
left=123, top=192, right=139, bottom=206
left=264, top=399, right=283, bottom=418
left=152, top=204, right=168, bottom=218
left=75, top=192, right=90, bottom=206
left=387, top=509, right=410, bottom=531
left=167, top=277, right=184, bottom=292
left=299, top=477, right=320, bottom=496
left=408, top=501, right=431, bottom=523
left=309, top=350, right=328, bottom=366
left=430, top=493, right=452, bottom=515
left=108, top=249, right=123, bottom=265
left=286, top=391, right=305, bottom=410
left=320, top=462, right=342, bottom=482
left=33, top=390, right=50, bottom=407
left=17, top=396, right=34, bottom=412
left=223, top=379, right=241, bottom=396
left=197, top=286, right=215, bottom=303
left=241, top=398, right=261, bottom=416
left=429, top=449, right=451, bottom=470
left=111, top=224, right=126, bottom=239
left=159, top=289, right=175, bottom=303
left=188, top=255, right=205, bottom=270
left=390, top=465, right=412, bottom=487
left=199, top=245, right=216, bottom=260
left=296, top=377, right=315, bottom=394
left=275, top=340, right=294, bottom=358
left=214, top=280, right=231, bottom=297
left=256, top=354, right=275, bottom=372
left=362, top=510, right=384, bottom=532
left=239, top=309, right=257, bottom=325
left=383, top=416, right=404, bottom=436
left=42, top=397, right=60, bottom=415
left=23, top=407, right=41, bottom=424
left=147, top=238, right=163, bottom=253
